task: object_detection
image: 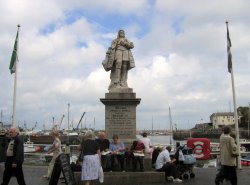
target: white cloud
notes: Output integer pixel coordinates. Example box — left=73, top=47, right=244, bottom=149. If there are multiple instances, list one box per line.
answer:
left=1, top=0, right=250, bottom=131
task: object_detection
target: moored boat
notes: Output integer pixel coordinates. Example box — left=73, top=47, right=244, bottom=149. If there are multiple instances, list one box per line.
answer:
left=30, top=133, right=80, bottom=144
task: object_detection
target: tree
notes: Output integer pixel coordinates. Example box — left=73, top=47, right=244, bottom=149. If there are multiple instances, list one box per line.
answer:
left=237, top=106, right=250, bottom=128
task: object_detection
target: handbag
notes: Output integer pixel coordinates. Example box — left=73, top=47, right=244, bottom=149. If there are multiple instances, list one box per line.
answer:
left=99, top=166, right=104, bottom=183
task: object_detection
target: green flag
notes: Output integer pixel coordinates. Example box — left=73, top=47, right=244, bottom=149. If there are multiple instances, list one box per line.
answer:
left=226, top=23, right=232, bottom=73
left=9, top=26, right=19, bottom=74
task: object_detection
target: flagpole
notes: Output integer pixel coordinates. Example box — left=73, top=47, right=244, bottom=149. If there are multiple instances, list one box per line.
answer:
left=11, top=25, right=20, bottom=127
left=226, top=22, right=241, bottom=168
left=230, top=60, right=241, bottom=168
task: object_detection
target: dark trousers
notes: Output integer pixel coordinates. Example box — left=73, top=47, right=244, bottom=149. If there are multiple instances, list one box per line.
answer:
left=132, top=156, right=144, bottom=172
left=157, top=163, right=178, bottom=180
left=1, top=157, right=26, bottom=185
left=110, top=154, right=125, bottom=171
left=101, top=155, right=111, bottom=171
left=215, top=165, right=237, bottom=185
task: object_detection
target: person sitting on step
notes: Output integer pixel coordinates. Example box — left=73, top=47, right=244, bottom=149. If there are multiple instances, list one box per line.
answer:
left=108, top=135, right=126, bottom=172
left=130, top=140, right=145, bottom=172
left=155, top=146, right=183, bottom=183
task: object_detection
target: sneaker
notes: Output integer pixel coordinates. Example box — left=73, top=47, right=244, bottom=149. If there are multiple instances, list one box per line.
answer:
left=167, top=176, right=174, bottom=181
left=42, top=175, right=49, bottom=180
left=173, top=178, right=183, bottom=183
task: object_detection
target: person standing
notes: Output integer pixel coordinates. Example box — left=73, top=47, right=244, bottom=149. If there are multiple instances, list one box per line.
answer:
left=43, top=130, right=62, bottom=179
left=81, top=131, right=101, bottom=185
left=1, top=127, right=26, bottom=185
left=139, top=132, right=152, bottom=158
left=215, top=126, right=238, bottom=185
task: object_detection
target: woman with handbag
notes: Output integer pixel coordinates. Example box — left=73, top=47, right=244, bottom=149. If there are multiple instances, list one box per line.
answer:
left=81, top=131, right=101, bottom=185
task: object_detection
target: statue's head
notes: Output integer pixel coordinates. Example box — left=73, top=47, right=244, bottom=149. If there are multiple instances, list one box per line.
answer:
left=117, top=29, right=125, bottom=38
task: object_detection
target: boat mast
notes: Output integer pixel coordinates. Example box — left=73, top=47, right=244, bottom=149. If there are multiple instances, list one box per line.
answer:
left=248, top=102, right=250, bottom=137
left=67, top=103, right=70, bottom=131
left=169, top=107, right=172, bottom=145
left=0, top=110, right=2, bottom=122
left=151, top=116, right=153, bottom=135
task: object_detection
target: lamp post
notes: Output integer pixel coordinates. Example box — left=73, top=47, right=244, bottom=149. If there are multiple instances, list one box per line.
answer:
left=201, top=118, right=204, bottom=132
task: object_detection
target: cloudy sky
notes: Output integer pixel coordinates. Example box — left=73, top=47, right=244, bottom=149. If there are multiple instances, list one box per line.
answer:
left=0, top=0, right=250, bottom=131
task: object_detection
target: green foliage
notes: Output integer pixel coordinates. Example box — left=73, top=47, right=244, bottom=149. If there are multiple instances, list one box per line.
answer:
left=238, top=106, right=250, bottom=128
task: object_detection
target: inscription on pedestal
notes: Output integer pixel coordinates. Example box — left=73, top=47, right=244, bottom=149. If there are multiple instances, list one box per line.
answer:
left=100, top=92, right=141, bottom=141
left=106, top=105, right=136, bottom=139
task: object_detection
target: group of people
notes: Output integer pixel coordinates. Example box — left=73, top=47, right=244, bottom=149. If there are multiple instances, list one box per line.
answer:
left=77, top=131, right=152, bottom=185
left=1, top=125, right=240, bottom=185
left=152, top=125, right=239, bottom=184
left=80, top=131, right=152, bottom=172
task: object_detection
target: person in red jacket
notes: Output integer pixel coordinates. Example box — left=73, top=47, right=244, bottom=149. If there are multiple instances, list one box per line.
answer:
left=131, top=140, right=145, bottom=172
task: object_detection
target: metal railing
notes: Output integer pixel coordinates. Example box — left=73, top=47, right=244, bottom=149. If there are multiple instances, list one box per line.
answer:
left=23, top=144, right=80, bottom=166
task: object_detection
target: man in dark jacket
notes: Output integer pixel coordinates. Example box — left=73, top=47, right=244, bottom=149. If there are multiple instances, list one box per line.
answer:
left=96, top=132, right=110, bottom=171
left=1, top=127, right=26, bottom=185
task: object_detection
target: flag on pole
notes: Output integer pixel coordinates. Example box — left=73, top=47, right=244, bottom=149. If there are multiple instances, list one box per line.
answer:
left=226, top=22, right=232, bottom=73
left=9, top=26, right=20, bottom=74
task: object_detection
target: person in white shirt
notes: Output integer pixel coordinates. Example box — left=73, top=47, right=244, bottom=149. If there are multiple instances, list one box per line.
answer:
left=155, top=146, right=182, bottom=183
left=139, top=132, right=152, bottom=158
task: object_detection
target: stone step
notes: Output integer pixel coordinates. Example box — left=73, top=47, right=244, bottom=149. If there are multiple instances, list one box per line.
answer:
left=124, top=157, right=153, bottom=172
left=74, top=171, right=165, bottom=185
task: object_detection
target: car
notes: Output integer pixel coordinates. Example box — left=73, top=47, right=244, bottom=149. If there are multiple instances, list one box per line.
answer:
left=241, top=155, right=250, bottom=166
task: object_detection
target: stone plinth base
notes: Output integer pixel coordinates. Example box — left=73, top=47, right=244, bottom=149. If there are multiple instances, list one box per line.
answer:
left=74, top=171, right=165, bottom=185
left=100, top=92, right=141, bottom=141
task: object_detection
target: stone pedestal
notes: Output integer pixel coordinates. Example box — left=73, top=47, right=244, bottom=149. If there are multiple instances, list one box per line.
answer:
left=100, top=89, right=141, bottom=142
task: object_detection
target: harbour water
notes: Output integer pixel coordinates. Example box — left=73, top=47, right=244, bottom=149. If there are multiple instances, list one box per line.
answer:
left=137, top=134, right=186, bottom=146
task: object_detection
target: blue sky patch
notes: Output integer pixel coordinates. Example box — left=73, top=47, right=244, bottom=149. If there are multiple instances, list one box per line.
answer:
left=171, top=16, right=185, bottom=35
left=39, top=21, right=59, bottom=35
left=76, top=41, right=87, bottom=48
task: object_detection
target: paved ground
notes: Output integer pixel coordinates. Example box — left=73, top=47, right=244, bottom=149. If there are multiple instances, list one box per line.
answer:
left=0, top=163, right=250, bottom=185
left=0, top=164, right=65, bottom=185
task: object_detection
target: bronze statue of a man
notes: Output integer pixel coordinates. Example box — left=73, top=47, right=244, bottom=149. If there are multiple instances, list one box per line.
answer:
left=102, top=30, right=135, bottom=90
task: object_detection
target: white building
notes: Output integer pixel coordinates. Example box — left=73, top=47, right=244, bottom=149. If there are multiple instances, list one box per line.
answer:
left=210, top=112, right=240, bottom=129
